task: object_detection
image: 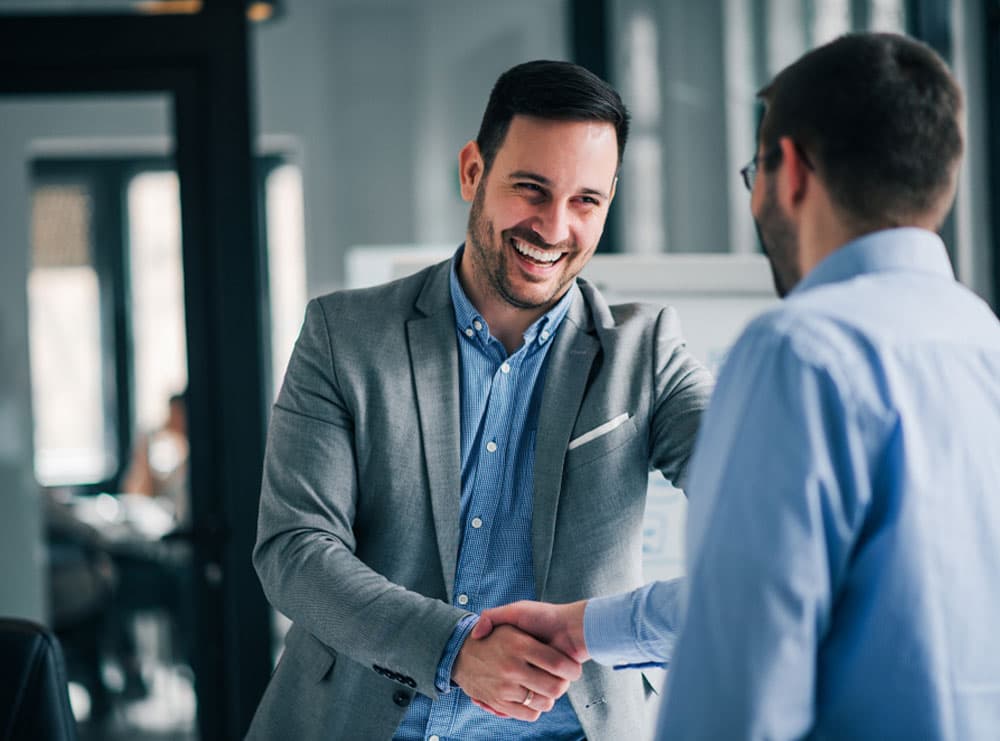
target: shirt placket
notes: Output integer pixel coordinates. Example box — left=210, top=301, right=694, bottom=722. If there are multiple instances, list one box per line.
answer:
left=425, top=341, right=514, bottom=740
left=450, top=359, right=516, bottom=613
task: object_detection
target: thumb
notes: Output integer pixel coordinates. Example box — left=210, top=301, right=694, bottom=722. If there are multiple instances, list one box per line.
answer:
left=469, top=614, right=494, bottom=640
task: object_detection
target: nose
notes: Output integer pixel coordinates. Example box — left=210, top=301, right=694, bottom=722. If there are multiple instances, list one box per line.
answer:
left=531, top=200, right=571, bottom=246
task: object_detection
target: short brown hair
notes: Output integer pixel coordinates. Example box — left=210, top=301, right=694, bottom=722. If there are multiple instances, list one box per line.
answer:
left=476, top=60, right=630, bottom=175
left=758, top=33, right=963, bottom=229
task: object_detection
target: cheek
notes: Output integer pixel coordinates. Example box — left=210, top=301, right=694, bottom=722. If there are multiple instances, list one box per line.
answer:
left=750, top=184, right=764, bottom=217
left=483, top=191, right=535, bottom=231
left=575, top=215, right=607, bottom=248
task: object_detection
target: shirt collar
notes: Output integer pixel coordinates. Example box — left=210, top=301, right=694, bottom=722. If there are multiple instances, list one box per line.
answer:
left=449, top=244, right=577, bottom=348
left=791, top=227, right=955, bottom=296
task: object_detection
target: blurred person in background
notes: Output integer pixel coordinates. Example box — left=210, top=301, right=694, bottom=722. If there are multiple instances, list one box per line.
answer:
left=122, top=390, right=189, bottom=528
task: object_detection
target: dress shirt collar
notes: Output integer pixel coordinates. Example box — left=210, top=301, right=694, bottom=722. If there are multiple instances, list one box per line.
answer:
left=792, top=227, right=955, bottom=297
left=449, top=244, right=578, bottom=349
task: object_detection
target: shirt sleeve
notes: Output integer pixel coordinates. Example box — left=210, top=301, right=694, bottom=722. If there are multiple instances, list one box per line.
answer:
left=434, top=614, right=479, bottom=693
left=583, top=579, right=684, bottom=668
left=657, top=317, right=875, bottom=741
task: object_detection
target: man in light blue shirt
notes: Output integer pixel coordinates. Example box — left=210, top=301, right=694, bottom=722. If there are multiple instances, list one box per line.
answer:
left=475, top=33, right=1000, bottom=739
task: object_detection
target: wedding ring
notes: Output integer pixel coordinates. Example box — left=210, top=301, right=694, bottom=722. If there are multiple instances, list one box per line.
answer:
left=521, top=688, right=535, bottom=706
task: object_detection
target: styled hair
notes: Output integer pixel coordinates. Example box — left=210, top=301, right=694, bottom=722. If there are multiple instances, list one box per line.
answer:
left=476, top=60, right=630, bottom=174
left=758, top=32, right=963, bottom=228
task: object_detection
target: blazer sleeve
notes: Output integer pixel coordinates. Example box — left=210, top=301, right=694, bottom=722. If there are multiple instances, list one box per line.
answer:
left=253, top=298, right=468, bottom=698
left=649, top=306, right=714, bottom=490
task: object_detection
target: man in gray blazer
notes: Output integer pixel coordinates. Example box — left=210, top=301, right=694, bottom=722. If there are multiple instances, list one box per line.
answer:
left=248, top=60, right=712, bottom=740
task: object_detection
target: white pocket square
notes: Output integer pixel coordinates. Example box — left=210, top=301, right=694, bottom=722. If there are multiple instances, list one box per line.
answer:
left=568, top=413, right=631, bottom=451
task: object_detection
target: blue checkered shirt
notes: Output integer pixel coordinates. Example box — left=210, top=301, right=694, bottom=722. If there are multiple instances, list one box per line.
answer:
left=393, top=249, right=585, bottom=740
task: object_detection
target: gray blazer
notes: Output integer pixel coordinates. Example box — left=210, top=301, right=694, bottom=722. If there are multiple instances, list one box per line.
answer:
left=248, top=259, right=712, bottom=740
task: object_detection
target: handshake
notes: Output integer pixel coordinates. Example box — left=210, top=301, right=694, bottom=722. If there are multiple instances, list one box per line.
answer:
left=451, top=600, right=590, bottom=723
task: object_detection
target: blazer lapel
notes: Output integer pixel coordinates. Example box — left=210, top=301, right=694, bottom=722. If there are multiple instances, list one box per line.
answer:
left=407, top=263, right=462, bottom=602
left=532, top=289, right=599, bottom=598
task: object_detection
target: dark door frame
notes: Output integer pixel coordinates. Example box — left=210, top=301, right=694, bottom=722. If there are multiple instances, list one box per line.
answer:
left=569, top=0, right=621, bottom=253
left=0, top=5, right=272, bottom=738
left=909, top=0, right=999, bottom=313
left=988, top=0, right=1000, bottom=314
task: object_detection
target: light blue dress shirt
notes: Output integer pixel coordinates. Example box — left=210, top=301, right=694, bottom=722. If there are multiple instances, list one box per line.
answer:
left=395, top=249, right=585, bottom=741
left=585, top=228, right=1000, bottom=739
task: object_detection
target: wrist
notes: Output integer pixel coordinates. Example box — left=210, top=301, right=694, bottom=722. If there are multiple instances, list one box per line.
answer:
left=436, top=614, right=478, bottom=693
left=567, top=600, right=591, bottom=661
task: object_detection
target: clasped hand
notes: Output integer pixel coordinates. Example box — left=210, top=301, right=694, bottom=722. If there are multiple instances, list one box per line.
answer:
left=453, top=600, right=589, bottom=721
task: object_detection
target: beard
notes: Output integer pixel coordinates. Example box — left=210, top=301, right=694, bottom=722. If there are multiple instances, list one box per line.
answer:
left=754, top=177, right=800, bottom=299
left=465, top=180, right=578, bottom=311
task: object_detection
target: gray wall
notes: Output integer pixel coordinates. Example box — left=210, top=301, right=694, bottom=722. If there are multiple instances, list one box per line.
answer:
left=0, top=0, right=569, bottom=619
left=252, top=0, right=570, bottom=296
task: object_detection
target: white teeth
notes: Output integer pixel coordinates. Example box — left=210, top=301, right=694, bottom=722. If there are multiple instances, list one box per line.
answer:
left=512, top=238, right=563, bottom=263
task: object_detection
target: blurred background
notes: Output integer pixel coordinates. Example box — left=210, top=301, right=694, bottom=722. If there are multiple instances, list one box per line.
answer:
left=0, top=1, right=996, bottom=738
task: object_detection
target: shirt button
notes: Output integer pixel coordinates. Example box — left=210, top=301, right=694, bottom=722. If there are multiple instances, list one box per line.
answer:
left=471, top=517, right=483, bottom=529
left=457, top=594, right=469, bottom=606
left=485, top=441, right=498, bottom=453
left=540, top=330, right=550, bottom=341
left=500, top=362, right=510, bottom=374
left=464, top=328, right=474, bottom=337
left=429, top=735, right=440, bottom=741
left=473, top=320, right=483, bottom=331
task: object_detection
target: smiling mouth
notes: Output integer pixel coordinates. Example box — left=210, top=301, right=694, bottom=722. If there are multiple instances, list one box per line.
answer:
left=511, top=237, right=567, bottom=266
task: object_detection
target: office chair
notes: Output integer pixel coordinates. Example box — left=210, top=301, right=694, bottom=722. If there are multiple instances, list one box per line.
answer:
left=0, top=617, right=78, bottom=741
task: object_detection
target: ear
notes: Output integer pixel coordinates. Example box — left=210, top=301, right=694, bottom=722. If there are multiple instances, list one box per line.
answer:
left=776, top=136, right=810, bottom=211
left=458, top=140, right=484, bottom=202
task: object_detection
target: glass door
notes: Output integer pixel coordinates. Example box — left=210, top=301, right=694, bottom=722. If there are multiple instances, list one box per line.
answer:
left=5, top=94, right=199, bottom=739
left=0, top=7, right=273, bottom=739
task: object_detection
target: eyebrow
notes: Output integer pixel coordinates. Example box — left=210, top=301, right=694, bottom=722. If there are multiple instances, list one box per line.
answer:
left=507, top=170, right=609, bottom=200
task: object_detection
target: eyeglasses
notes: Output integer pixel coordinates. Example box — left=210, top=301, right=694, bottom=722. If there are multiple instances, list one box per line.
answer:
left=739, top=145, right=781, bottom=191
left=740, top=142, right=814, bottom=191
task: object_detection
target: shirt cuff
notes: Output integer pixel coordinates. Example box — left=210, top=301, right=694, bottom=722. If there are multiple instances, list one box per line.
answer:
left=584, top=582, right=677, bottom=669
left=434, top=613, right=479, bottom=693
left=584, top=591, right=644, bottom=666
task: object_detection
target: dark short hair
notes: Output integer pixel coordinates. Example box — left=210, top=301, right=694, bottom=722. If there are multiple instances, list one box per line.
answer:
left=758, top=32, right=963, bottom=228
left=476, top=60, right=630, bottom=174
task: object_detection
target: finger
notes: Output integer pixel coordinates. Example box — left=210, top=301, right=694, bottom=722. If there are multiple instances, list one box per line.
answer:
left=469, top=615, right=494, bottom=640
left=471, top=698, right=509, bottom=718
left=486, top=698, right=543, bottom=723
left=522, top=639, right=583, bottom=682
left=478, top=602, right=523, bottom=627
left=510, top=671, right=564, bottom=710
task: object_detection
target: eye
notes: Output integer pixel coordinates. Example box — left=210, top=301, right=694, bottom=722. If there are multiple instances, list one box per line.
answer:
left=576, top=195, right=602, bottom=207
left=513, top=182, right=549, bottom=203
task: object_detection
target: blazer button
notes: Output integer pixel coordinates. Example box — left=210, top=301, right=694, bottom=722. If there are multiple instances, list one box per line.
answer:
left=393, top=690, right=412, bottom=707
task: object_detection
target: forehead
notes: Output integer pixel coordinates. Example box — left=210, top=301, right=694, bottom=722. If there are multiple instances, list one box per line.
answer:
left=491, top=115, right=619, bottom=189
